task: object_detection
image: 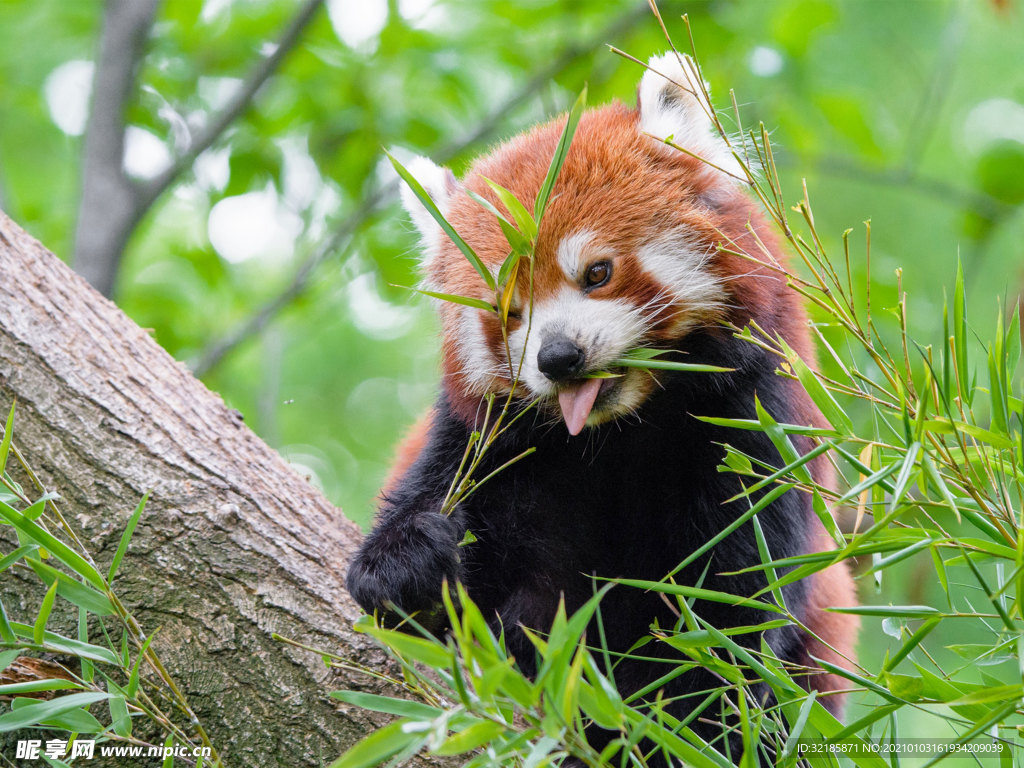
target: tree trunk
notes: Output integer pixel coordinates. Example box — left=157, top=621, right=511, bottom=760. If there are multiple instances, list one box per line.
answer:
left=0, top=211, right=412, bottom=766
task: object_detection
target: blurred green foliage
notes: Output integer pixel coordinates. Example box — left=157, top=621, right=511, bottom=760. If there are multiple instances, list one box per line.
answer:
left=0, top=0, right=1022, bottom=624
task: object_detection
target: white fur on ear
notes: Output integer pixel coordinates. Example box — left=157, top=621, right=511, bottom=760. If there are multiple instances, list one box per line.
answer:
left=398, top=155, right=457, bottom=268
left=638, top=52, right=742, bottom=179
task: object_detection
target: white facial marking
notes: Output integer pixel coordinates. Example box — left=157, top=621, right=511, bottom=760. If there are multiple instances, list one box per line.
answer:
left=453, top=305, right=498, bottom=393
left=636, top=229, right=726, bottom=332
left=556, top=230, right=596, bottom=282
left=638, top=52, right=744, bottom=179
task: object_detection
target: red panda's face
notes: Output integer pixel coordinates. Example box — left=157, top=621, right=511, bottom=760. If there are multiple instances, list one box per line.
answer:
left=400, top=54, right=759, bottom=434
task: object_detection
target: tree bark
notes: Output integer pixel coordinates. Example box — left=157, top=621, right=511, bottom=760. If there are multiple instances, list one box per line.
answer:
left=0, top=211, right=412, bottom=766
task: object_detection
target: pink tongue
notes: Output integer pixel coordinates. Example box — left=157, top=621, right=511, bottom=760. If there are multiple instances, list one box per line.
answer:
left=557, top=378, right=603, bottom=436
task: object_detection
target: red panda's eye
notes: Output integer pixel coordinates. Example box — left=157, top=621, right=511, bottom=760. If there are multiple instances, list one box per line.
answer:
left=584, top=261, right=612, bottom=289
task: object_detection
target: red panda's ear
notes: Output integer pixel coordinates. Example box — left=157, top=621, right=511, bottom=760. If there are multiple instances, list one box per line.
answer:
left=398, top=155, right=458, bottom=268
left=637, top=53, right=743, bottom=181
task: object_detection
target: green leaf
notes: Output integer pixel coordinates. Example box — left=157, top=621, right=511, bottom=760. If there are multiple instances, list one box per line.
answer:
left=329, top=690, right=441, bottom=720
left=610, top=578, right=784, bottom=614
left=364, top=626, right=453, bottom=668
left=162, top=735, right=174, bottom=768
left=883, top=671, right=924, bottom=699
left=0, top=691, right=111, bottom=732
left=535, top=87, right=587, bottom=224
left=8, top=622, right=121, bottom=665
left=953, top=258, right=970, bottom=405
left=389, top=151, right=495, bottom=291
left=26, top=558, right=115, bottom=616
left=778, top=338, right=853, bottom=434
left=109, top=693, right=132, bottom=738
left=34, top=579, right=59, bottom=645
left=0, top=648, right=21, bottom=669
left=36, top=705, right=103, bottom=733
left=396, top=285, right=495, bottom=313
left=828, top=604, right=941, bottom=618
left=0, top=400, right=14, bottom=476
left=108, top=492, right=148, bottom=582
left=329, top=720, right=422, bottom=768
left=434, top=720, right=507, bottom=756
left=483, top=178, right=538, bottom=241
left=465, top=189, right=532, bottom=255
left=126, top=632, right=154, bottom=698
left=0, top=679, right=84, bottom=695
left=0, top=600, right=15, bottom=643
left=946, top=684, right=1024, bottom=706
left=0, top=544, right=38, bottom=573
left=614, top=357, right=734, bottom=373
left=0, top=499, right=106, bottom=591
left=780, top=692, right=817, bottom=760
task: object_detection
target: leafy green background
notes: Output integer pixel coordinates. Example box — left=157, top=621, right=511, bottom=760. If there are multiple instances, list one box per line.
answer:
left=1, top=0, right=1023, bottom=750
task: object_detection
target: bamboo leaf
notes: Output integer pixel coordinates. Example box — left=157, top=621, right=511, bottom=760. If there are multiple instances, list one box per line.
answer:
left=329, top=720, right=422, bottom=768
left=0, top=499, right=106, bottom=591
left=26, top=558, right=115, bottom=616
left=535, top=87, right=587, bottom=224
left=108, top=492, right=148, bottom=582
left=0, top=679, right=84, bottom=694
left=34, top=579, right=59, bottom=645
left=109, top=693, right=131, bottom=737
left=7, top=622, right=121, bottom=664
left=389, top=151, right=495, bottom=291
left=0, top=691, right=111, bottom=732
left=330, top=691, right=441, bottom=721
left=0, top=400, right=14, bottom=476
left=779, top=338, right=853, bottom=434
left=483, top=178, right=538, bottom=241
left=395, top=285, right=496, bottom=313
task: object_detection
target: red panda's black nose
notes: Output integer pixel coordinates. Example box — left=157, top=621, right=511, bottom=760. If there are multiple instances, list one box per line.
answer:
left=537, top=336, right=585, bottom=381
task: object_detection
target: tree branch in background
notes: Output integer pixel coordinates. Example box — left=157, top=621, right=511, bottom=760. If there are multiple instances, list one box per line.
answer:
left=73, top=0, right=326, bottom=298
left=72, top=0, right=161, bottom=297
left=191, top=2, right=651, bottom=377
left=135, top=0, right=326, bottom=214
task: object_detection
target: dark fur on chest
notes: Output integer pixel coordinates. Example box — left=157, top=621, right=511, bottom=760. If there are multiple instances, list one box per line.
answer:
left=347, top=329, right=818, bottom=756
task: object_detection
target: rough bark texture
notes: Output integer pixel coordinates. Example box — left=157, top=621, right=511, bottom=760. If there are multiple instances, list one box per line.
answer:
left=0, top=211, right=416, bottom=766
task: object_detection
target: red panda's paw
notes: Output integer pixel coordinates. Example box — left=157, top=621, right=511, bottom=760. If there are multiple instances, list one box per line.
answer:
left=345, top=511, right=462, bottom=630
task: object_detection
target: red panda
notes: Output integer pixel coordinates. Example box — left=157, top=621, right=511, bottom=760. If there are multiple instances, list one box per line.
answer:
left=348, top=53, right=858, bottom=758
